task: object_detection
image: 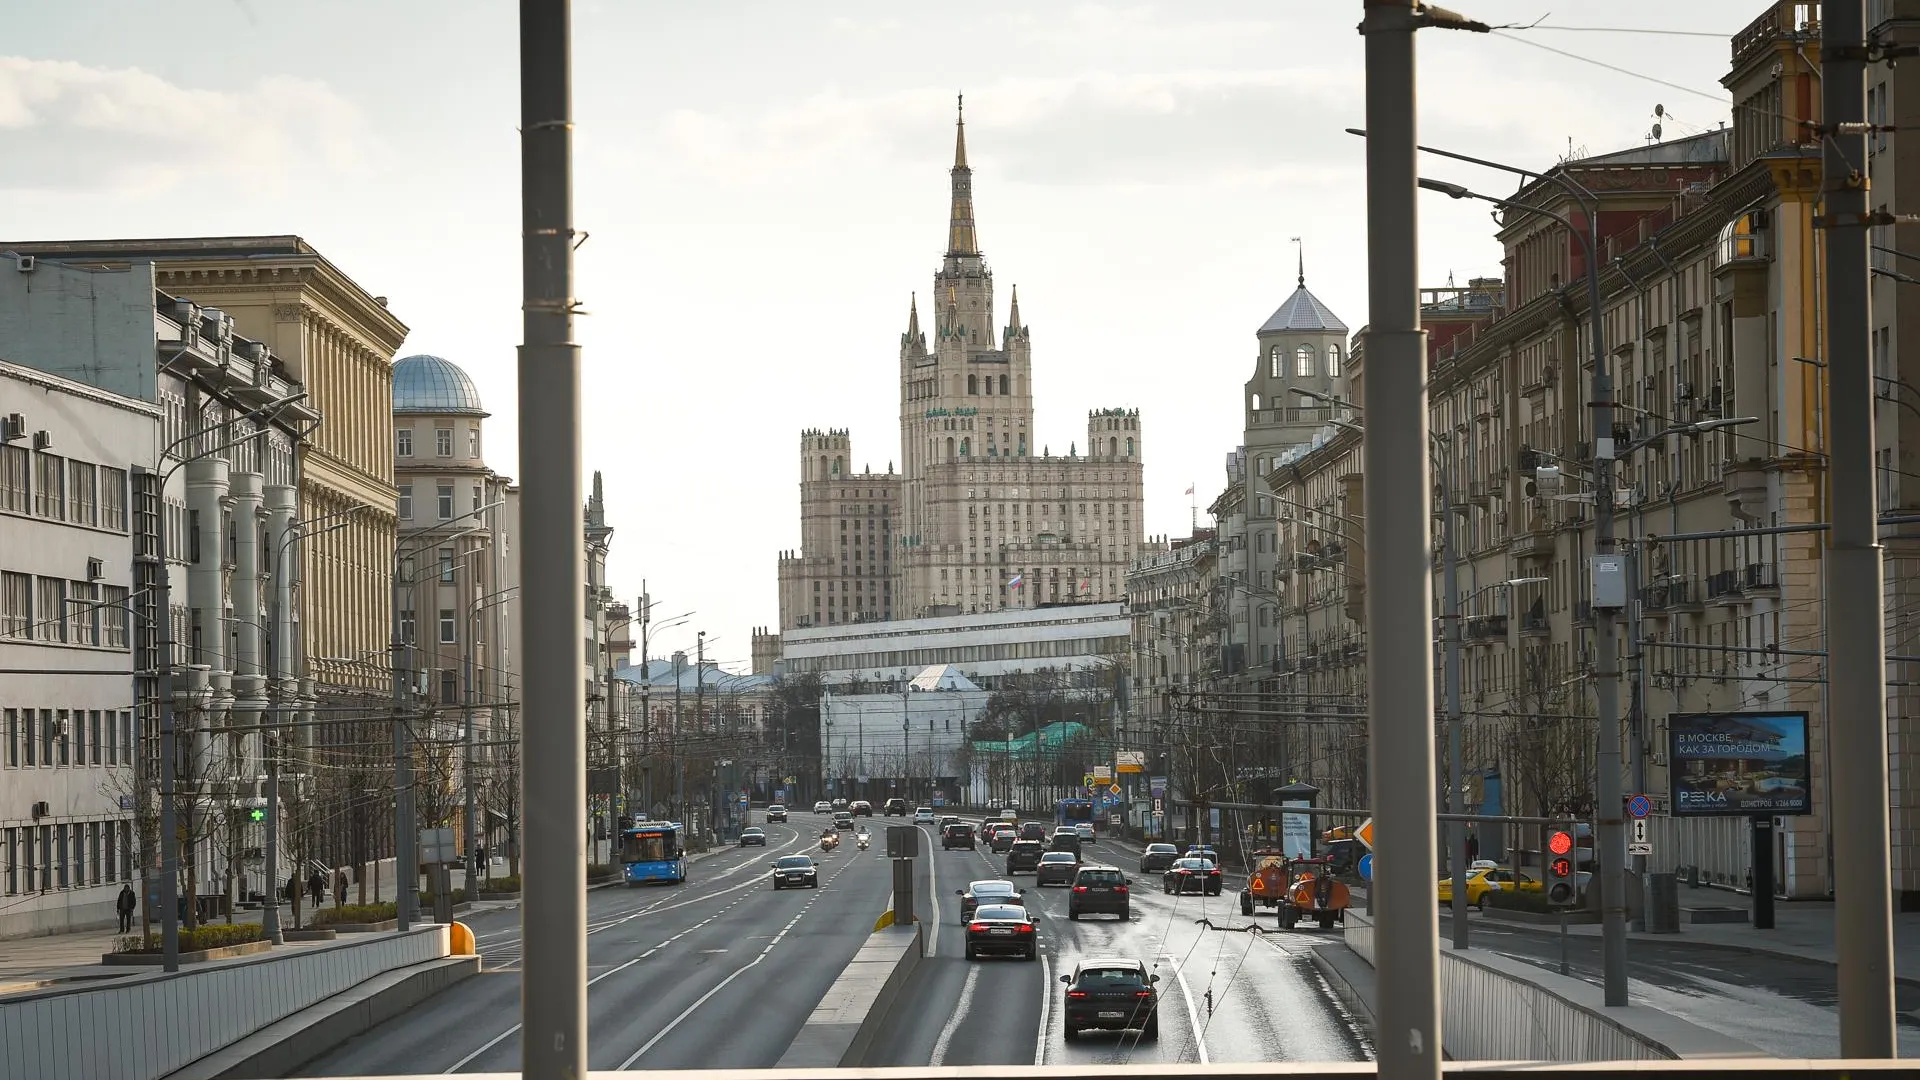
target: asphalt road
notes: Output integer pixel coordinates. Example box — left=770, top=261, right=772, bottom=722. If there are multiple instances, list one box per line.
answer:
left=1444, top=913, right=1920, bottom=1058
left=864, top=834, right=1371, bottom=1067
left=297, top=819, right=908, bottom=1075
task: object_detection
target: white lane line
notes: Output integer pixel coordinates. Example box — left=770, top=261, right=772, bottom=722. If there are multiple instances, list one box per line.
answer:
left=930, top=962, right=980, bottom=1066
left=1033, top=952, right=1053, bottom=1066
left=1164, top=952, right=1211, bottom=1065
left=920, top=824, right=940, bottom=957
left=612, top=853, right=864, bottom=1070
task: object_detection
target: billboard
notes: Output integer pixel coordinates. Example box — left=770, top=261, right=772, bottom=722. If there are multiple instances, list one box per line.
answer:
left=1668, top=711, right=1811, bottom=816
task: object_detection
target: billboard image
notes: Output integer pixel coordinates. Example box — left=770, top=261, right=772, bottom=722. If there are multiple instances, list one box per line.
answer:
left=1668, top=711, right=1811, bottom=816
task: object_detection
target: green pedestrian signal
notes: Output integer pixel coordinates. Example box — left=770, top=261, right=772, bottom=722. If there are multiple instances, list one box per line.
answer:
left=248, top=808, right=268, bottom=824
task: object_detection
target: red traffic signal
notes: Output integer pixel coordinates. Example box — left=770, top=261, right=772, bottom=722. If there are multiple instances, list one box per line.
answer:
left=1547, top=830, right=1574, bottom=856
left=1549, top=857, right=1573, bottom=879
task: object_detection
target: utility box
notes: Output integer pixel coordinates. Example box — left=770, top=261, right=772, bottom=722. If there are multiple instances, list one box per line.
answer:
left=1645, top=872, right=1680, bottom=934
left=1590, top=554, right=1628, bottom=609
left=886, top=824, right=920, bottom=859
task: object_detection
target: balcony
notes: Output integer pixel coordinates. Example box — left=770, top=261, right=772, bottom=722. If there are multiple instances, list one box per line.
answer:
left=1572, top=601, right=1593, bottom=627
left=1706, top=569, right=1749, bottom=604
left=1744, top=561, right=1780, bottom=595
left=1521, top=610, right=1551, bottom=637
left=1639, top=585, right=1673, bottom=619
left=1666, top=576, right=1702, bottom=613
left=1507, top=525, right=1556, bottom=562
left=1466, top=614, right=1508, bottom=641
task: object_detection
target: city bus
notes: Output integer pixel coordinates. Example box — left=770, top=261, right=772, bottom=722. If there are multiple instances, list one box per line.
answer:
left=1056, top=798, right=1095, bottom=827
left=620, top=821, right=688, bottom=885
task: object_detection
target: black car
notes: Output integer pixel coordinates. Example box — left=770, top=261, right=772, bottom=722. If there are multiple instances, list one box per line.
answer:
left=851, top=800, right=874, bottom=817
left=957, top=878, right=1023, bottom=922
left=1035, top=851, right=1081, bottom=886
left=964, top=903, right=1038, bottom=960
left=1061, top=958, right=1159, bottom=1040
left=832, top=811, right=854, bottom=831
left=884, top=797, right=909, bottom=816
left=770, top=855, right=819, bottom=890
left=942, top=822, right=977, bottom=850
left=1164, top=857, right=1223, bottom=895
left=1048, top=828, right=1083, bottom=857
left=766, top=805, right=788, bottom=823
left=1139, top=843, right=1179, bottom=872
left=1006, top=839, right=1047, bottom=874
left=1067, top=865, right=1130, bottom=920
left=739, top=827, right=767, bottom=847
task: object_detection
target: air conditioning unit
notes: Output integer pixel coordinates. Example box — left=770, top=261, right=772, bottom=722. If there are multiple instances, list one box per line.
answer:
left=0, top=414, right=22, bottom=441
left=86, top=557, right=103, bottom=581
left=31, top=801, right=49, bottom=819
left=1676, top=381, right=1696, bottom=400
left=15, top=255, right=34, bottom=273
left=32, top=430, right=51, bottom=451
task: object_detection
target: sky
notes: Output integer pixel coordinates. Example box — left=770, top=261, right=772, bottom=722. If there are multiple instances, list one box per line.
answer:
left=2, top=1, right=1756, bottom=669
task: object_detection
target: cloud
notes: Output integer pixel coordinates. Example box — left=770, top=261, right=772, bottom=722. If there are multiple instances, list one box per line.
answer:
left=0, top=57, right=369, bottom=195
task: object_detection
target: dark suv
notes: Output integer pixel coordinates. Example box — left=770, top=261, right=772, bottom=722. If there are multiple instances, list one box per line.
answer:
left=942, top=821, right=977, bottom=849
left=1060, top=958, right=1159, bottom=1041
left=1067, top=865, right=1131, bottom=920
left=884, top=797, right=909, bottom=816
left=1006, top=839, right=1047, bottom=874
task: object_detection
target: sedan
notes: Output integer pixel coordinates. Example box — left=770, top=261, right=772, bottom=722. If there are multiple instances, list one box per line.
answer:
left=1139, top=843, right=1179, bottom=872
left=1164, top=857, right=1223, bottom=895
left=1074, top=821, right=1096, bottom=842
left=813, top=801, right=832, bottom=814
left=766, top=805, right=788, bottom=823
left=770, top=855, right=819, bottom=890
left=1035, top=851, right=1081, bottom=887
left=914, top=807, right=937, bottom=825
left=964, top=903, right=1038, bottom=960
left=739, top=827, right=767, bottom=847
left=957, top=879, right=1023, bottom=922
left=987, top=825, right=1018, bottom=853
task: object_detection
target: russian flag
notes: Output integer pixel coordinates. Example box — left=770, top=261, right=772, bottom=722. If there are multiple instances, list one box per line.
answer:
left=1006, top=574, right=1024, bottom=589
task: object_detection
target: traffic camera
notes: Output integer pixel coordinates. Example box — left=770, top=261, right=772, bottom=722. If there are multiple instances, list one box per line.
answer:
left=1545, top=826, right=1577, bottom=907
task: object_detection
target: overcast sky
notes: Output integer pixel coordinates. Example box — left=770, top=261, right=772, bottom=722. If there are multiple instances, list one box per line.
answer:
left=3, top=1, right=1753, bottom=668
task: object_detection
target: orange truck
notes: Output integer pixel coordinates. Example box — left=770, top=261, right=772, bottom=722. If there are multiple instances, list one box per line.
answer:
left=1241, top=850, right=1350, bottom=929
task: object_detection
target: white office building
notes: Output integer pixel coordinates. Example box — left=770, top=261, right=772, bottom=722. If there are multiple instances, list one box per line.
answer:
left=777, top=602, right=1129, bottom=690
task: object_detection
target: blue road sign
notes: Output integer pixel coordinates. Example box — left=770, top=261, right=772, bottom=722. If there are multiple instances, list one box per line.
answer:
left=1628, top=794, right=1652, bottom=819
left=1356, top=853, right=1374, bottom=881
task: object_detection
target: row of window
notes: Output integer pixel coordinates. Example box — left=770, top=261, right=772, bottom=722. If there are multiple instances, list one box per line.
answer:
left=397, top=609, right=465, bottom=645
left=2, top=820, right=135, bottom=896
left=787, top=634, right=1128, bottom=674
left=0, top=446, right=130, bottom=532
left=0, top=573, right=131, bottom=648
left=397, top=425, right=480, bottom=460
left=398, top=481, right=487, bottom=521
left=1267, top=342, right=1345, bottom=380
left=2, top=708, right=137, bottom=769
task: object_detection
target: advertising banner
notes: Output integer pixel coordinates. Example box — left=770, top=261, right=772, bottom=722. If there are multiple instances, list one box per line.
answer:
left=1668, top=711, right=1812, bottom=816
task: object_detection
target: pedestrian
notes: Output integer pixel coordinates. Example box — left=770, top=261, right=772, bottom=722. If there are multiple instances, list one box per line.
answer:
left=307, top=870, right=325, bottom=909
left=334, top=868, right=348, bottom=907
left=115, top=882, right=137, bottom=933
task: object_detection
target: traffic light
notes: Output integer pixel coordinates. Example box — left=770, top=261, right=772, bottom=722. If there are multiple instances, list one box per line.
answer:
left=247, top=808, right=268, bottom=824
left=1545, top=827, right=1577, bottom=907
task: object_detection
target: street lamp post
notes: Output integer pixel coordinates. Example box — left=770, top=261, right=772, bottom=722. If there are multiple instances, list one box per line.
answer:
left=466, top=585, right=518, bottom=885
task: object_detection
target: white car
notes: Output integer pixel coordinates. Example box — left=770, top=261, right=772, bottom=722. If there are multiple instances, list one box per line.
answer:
left=914, top=807, right=936, bottom=825
left=813, top=800, right=832, bottom=814
left=1074, top=822, right=1095, bottom=841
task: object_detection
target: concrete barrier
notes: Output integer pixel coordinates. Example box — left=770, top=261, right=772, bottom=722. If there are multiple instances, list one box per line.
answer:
left=776, top=922, right=923, bottom=1067
left=0, top=925, right=450, bottom=1080
left=1342, top=912, right=1763, bottom=1062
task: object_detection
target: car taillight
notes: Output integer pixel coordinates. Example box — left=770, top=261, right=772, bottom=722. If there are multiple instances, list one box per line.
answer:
left=1135, top=990, right=1154, bottom=998
left=968, top=923, right=986, bottom=932
left=1017, top=924, right=1034, bottom=933
left=1067, top=990, right=1088, bottom=999
left=1072, top=885, right=1088, bottom=893
left=1210, top=869, right=1221, bottom=876
left=1115, top=885, right=1128, bottom=893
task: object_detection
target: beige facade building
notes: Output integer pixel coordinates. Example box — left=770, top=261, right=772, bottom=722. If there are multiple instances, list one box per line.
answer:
left=776, top=105, right=1145, bottom=634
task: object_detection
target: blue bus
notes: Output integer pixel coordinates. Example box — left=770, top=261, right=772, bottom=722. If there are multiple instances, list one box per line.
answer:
left=1056, top=798, right=1094, bottom=826
left=621, top=821, right=688, bottom=885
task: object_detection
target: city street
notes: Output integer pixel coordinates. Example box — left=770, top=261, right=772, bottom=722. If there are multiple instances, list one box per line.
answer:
left=865, top=834, right=1371, bottom=1067
left=298, top=821, right=905, bottom=1074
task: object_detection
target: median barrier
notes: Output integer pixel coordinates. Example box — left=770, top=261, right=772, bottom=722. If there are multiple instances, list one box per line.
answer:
left=0, top=924, right=450, bottom=1080
left=776, top=921, right=923, bottom=1067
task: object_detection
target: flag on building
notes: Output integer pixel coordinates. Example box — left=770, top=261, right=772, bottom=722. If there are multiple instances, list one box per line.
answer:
left=1184, top=484, right=1195, bottom=495
left=1006, top=574, right=1024, bottom=589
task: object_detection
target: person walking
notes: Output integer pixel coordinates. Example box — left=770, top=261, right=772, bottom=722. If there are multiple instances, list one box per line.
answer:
left=115, top=882, right=137, bottom=933
left=307, top=870, right=325, bottom=910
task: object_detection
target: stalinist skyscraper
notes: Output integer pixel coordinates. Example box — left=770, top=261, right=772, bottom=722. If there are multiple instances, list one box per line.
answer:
left=776, top=101, right=1144, bottom=633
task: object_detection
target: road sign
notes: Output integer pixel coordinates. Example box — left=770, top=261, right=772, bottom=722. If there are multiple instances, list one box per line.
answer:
left=1107, top=783, right=1122, bottom=796
left=1149, top=776, right=1167, bottom=798
left=1628, top=794, right=1652, bottom=819
left=1082, top=773, right=1098, bottom=789
left=1116, top=750, right=1146, bottom=772
left=1153, top=798, right=1162, bottom=813
left=784, top=775, right=797, bottom=785
left=1357, top=853, right=1374, bottom=881
left=1355, top=818, right=1375, bottom=850
left=1092, top=765, right=1113, bottom=781
left=1631, top=819, right=1648, bottom=843
left=1627, top=841, right=1653, bottom=856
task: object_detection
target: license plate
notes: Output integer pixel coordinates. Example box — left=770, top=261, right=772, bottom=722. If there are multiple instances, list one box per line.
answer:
left=1098, top=1011, right=1125, bottom=1019
left=989, top=927, right=1013, bottom=935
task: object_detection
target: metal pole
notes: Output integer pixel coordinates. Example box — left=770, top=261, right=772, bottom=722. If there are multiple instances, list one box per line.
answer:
left=1360, top=1, right=1440, bottom=1073
left=696, top=632, right=707, bottom=837
left=389, top=567, right=412, bottom=934
left=674, top=654, right=684, bottom=822
left=1823, top=0, right=1896, bottom=1054
left=1583, top=172, right=1629, bottom=1008
left=157, top=507, right=181, bottom=972
left=519, top=0, right=587, bottom=1074
left=263, top=538, right=284, bottom=946
left=464, top=625, right=477, bottom=886
left=1441, top=437, right=1468, bottom=949
left=1626, top=547, right=1649, bottom=910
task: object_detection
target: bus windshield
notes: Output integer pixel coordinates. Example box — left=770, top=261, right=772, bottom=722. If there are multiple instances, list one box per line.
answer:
left=1057, top=799, right=1093, bottom=823
left=622, top=829, right=679, bottom=863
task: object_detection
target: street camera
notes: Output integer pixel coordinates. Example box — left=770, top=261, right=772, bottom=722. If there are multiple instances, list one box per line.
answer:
left=1525, top=465, right=1563, bottom=498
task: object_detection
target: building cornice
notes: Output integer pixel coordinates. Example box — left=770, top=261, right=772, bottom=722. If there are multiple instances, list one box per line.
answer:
left=0, top=357, right=162, bottom=418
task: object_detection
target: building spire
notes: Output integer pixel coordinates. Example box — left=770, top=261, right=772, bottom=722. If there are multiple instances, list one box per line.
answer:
left=1292, top=236, right=1304, bottom=287
left=947, top=94, right=978, bottom=256
left=1008, top=284, right=1021, bottom=329
left=907, top=292, right=921, bottom=337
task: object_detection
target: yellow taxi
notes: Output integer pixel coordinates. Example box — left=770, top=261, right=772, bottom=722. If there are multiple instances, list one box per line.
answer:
left=1436, top=864, right=1542, bottom=908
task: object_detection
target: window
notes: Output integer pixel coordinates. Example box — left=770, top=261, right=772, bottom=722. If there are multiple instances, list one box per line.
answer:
left=67, top=460, right=97, bottom=526
left=967, top=374, right=977, bottom=394
left=439, top=548, right=455, bottom=582
left=68, top=581, right=98, bottom=645
left=1295, top=344, right=1316, bottom=378
left=397, top=428, right=414, bottom=457
left=441, top=670, right=459, bottom=704
left=121, top=712, right=133, bottom=769
left=1, top=572, right=29, bottom=639
left=34, top=452, right=63, bottom=519
left=36, top=577, right=65, bottom=642
left=99, top=467, right=126, bottom=531
left=472, top=483, right=483, bottom=513
left=437, top=483, right=453, bottom=520
left=436, top=428, right=453, bottom=456
left=439, top=608, right=456, bottom=643
left=398, top=484, right=413, bottom=520
left=1, top=445, right=29, bottom=513
left=89, top=711, right=102, bottom=766
left=103, top=585, right=128, bottom=648
left=400, top=610, right=417, bottom=645
left=1327, top=343, right=1343, bottom=378
left=4, top=708, right=15, bottom=767
left=188, top=508, right=201, bottom=564
left=999, top=374, right=1009, bottom=395
left=468, top=427, right=480, bottom=458
left=1270, top=344, right=1284, bottom=378
left=54, top=710, right=69, bottom=766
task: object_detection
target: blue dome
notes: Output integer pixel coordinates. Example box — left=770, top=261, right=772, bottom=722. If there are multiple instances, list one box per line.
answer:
left=393, top=354, right=487, bottom=416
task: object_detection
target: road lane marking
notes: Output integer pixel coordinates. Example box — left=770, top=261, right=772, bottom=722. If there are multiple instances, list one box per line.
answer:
left=930, top=963, right=979, bottom=1066
left=1034, top=952, right=1052, bottom=1065
left=1164, top=951, right=1211, bottom=1065
left=920, top=824, right=940, bottom=957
